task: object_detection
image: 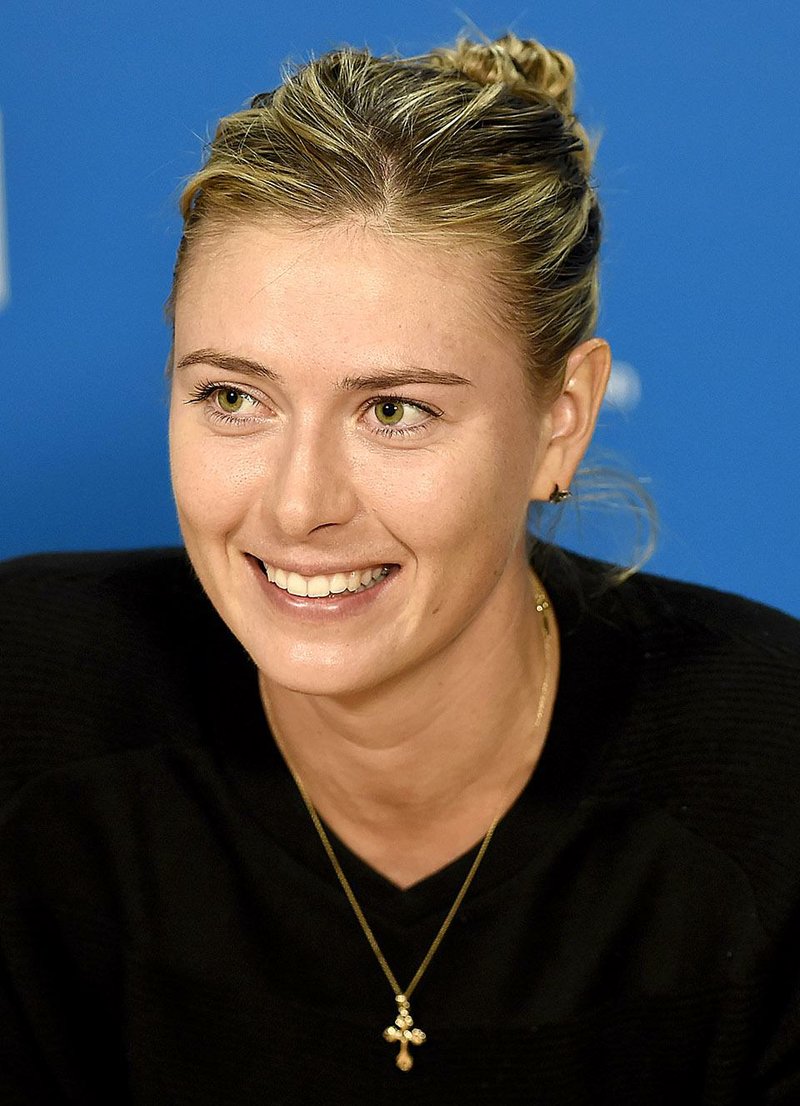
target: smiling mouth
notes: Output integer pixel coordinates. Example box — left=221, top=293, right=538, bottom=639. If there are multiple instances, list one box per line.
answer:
left=251, top=557, right=398, bottom=599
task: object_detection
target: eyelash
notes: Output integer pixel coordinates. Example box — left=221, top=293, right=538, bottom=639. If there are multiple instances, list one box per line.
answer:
left=184, top=381, right=441, bottom=439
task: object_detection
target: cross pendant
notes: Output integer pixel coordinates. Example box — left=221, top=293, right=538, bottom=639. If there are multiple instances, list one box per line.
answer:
left=382, top=993, right=426, bottom=1072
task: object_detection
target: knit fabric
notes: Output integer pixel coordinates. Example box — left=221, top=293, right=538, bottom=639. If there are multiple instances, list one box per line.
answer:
left=1, top=546, right=799, bottom=1105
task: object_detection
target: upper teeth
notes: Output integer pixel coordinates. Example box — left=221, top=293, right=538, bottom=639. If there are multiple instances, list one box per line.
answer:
left=264, top=563, right=390, bottom=598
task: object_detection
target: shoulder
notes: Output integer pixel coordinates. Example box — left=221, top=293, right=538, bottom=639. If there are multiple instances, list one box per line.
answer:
left=605, top=567, right=800, bottom=736
left=544, top=551, right=800, bottom=773
left=555, top=549, right=800, bottom=754
left=600, top=561, right=800, bottom=760
left=538, top=544, right=800, bottom=668
left=550, top=551, right=800, bottom=933
left=613, top=564, right=800, bottom=659
left=0, top=546, right=211, bottom=675
left=0, top=544, right=197, bottom=601
left=0, top=548, right=246, bottom=805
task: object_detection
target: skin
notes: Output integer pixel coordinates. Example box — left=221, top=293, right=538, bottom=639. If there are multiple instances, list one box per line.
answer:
left=169, top=220, right=610, bottom=888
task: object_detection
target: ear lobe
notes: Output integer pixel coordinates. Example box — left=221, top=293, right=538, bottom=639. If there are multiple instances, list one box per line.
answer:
left=528, top=338, right=611, bottom=501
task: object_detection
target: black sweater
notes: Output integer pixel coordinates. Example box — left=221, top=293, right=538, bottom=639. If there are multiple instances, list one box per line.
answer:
left=1, top=546, right=799, bottom=1105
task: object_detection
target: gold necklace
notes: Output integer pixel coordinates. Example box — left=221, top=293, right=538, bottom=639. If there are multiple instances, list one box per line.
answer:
left=267, top=574, right=553, bottom=1073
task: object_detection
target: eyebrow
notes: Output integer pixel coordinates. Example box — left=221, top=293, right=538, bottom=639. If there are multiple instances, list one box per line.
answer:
left=174, top=349, right=475, bottom=391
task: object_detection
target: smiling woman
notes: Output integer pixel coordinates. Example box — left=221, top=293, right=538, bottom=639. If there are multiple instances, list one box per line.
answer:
left=168, top=221, right=605, bottom=709
left=2, top=29, right=800, bottom=1106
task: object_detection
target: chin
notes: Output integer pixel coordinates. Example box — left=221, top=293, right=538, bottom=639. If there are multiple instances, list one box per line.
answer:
left=255, top=651, right=400, bottom=702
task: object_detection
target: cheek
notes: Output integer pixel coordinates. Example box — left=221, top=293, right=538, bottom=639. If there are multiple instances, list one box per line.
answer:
left=380, top=436, right=531, bottom=586
left=169, top=419, right=259, bottom=538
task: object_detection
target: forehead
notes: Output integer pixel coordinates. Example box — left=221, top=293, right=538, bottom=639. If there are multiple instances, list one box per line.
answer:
left=173, top=222, right=527, bottom=387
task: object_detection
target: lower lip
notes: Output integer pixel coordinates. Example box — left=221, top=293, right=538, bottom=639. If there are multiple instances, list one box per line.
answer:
left=248, top=557, right=401, bottom=622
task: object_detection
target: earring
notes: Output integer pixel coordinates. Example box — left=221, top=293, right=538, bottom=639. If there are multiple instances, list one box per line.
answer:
left=549, top=483, right=572, bottom=503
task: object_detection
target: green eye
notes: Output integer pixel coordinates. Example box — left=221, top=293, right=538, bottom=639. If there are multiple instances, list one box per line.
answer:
left=374, top=401, right=405, bottom=426
left=217, top=389, right=245, bottom=414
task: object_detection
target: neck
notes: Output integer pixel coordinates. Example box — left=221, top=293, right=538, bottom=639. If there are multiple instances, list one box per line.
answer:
left=259, top=565, right=558, bottom=888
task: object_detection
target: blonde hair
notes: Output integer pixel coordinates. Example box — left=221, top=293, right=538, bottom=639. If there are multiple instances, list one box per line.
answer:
left=167, top=32, right=600, bottom=405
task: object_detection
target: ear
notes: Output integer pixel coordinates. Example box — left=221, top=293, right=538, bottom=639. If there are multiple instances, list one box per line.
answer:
left=528, top=338, right=612, bottom=502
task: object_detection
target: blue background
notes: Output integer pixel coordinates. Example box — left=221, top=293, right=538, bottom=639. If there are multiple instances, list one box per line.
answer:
left=1, top=1, right=798, bottom=615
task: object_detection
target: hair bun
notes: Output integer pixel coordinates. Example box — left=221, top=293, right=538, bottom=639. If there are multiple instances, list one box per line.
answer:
left=427, top=32, right=577, bottom=115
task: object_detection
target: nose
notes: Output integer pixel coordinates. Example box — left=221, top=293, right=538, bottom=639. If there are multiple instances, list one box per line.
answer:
left=265, top=415, right=360, bottom=537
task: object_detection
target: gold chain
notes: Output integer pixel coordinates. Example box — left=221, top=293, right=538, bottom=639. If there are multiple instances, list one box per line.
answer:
left=267, top=572, right=553, bottom=1072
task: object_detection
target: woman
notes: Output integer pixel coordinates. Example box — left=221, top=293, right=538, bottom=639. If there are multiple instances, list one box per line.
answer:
left=1, top=32, right=799, bottom=1105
